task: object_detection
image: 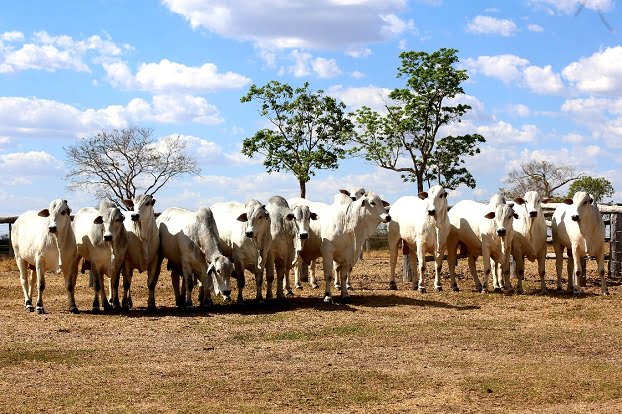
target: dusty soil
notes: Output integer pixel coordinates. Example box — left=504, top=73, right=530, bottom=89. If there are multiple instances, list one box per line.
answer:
left=1, top=251, right=621, bottom=414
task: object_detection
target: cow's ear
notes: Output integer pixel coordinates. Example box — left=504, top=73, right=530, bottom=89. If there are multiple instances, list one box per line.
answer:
left=285, top=213, right=295, bottom=221
left=484, top=212, right=496, bottom=219
left=589, top=197, right=594, bottom=204
left=151, top=199, right=156, bottom=206
left=542, top=197, right=553, bottom=204
left=63, top=199, right=68, bottom=204
left=94, top=216, right=104, bottom=225
left=563, top=199, right=573, bottom=205
left=508, top=202, right=515, bottom=208
left=382, top=200, right=390, bottom=207
left=513, top=197, right=525, bottom=205
left=38, top=209, right=50, bottom=218
left=513, top=213, right=519, bottom=219
left=339, top=189, right=351, bottom=196
left=418, top=191, right=428, bottom=200
left=310, top=212, right=318, bottom=220
left=237, top=213, right=248, bottom=222
left=123, top=199, right=134, bottom=209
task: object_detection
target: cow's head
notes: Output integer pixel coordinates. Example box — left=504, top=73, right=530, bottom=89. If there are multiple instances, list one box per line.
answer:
left=339, top=187, right=366, bottom=201
left=123, top=194, right=156, bottom=223
left=94, top=206, right=125, bottom=242
left=38, top=199, right=71, bottom=234
left=237, top=200, right=270, bottom=238
left=288, top=204, right=318, bottom=254
left=484, top=203, right=518, bottom=238
left=207, top=255, right=233, bottom=301
left=421, top=185, right=448, bottom=219
left=563, top=191, right=594, bottom=222
left=360, top=191, right=391, bottom=223
left=513, top=191, right=544, bottom=221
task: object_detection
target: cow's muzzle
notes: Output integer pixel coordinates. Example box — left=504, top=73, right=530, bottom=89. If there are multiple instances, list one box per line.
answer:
left=428, top=209, right=436, bottom=217
left=300, top=233, right=308, bottom=240
left=571, top=215, right=580, bottom=222
left=245, top=231, right=254, bottom=238
left=131, top=214, right=140, bottom=222
left=48, top=226, right=57, bottom=233
left=104, top=235, right=113, bottom=242
left=496, top=228, right=506, bottom=237
left=529, top=211, right=538, bottom=218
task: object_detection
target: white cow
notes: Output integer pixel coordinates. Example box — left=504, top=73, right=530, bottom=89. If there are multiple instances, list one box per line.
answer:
left=292, top=191, right=391, bottom=303
left=510, top=191, right=549, bottom=294
left=155, top=207, right=233, bottom=309
left=446, top=196, right=517, bottom=292
left=265, top=196, right=317, bottom=299
left=108, top=194, right=160, bottom=310
left=74, top=202, right=128, bottom=313
left=211, top=200, right=271, bottom=303
left=551, top=191, right=608, bottom=295
left=11, top=199, right=79, bottom=314
left=388, top=185, right=450, bottom=292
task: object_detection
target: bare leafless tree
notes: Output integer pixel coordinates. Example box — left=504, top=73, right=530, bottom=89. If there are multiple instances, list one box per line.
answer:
left=65, top=127, right=200, bottom=207
left=501, top=160, right=583, bottom=199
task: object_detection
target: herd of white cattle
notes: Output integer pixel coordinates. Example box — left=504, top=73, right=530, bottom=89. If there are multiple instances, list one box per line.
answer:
left=9, top=186, right=608, bottom=315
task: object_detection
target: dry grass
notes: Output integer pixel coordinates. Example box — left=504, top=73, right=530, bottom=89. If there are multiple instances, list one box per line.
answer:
left=1, top=251, right=622, bottom=413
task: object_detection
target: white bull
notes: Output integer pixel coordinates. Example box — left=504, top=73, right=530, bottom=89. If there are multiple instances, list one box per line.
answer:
left=11, top=199, right=79, bottom=314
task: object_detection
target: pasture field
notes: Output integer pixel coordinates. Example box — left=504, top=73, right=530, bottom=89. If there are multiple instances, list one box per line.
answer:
left=1, top=251, right=622, bottom=413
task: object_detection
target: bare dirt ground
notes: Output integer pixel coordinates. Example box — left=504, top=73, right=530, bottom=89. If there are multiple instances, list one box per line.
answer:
left=1, top=251, right=622, bottom=414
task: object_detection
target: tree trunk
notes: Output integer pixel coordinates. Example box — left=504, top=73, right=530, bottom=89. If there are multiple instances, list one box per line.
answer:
left=299, top=179, right=306, bottom=198
left=416, top=173, right=424, bottom=193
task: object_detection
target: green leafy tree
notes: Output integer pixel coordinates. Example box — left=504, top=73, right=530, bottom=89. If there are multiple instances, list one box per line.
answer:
left=351, top=48, right=485, bottom=193
left=568, top=176, right=614, bottom=202
left=241, top=81, right=353, bottom=198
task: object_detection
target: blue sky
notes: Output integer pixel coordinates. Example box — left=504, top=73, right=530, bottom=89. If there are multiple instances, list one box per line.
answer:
left=1, top=0, right=621, bottom=215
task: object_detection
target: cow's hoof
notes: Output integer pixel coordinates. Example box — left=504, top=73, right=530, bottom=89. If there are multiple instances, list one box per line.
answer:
left=25, top=305, right=34, bottom=312
left=603, top=291, right=610, bottom=296
left=540, top=288, right=548, bottom=295
left=127, top=298, right=133, bottom=309
left=435, top=286, right=443, bottom=292
left=146, top=305, right=157, bottom=313
left=69, top=306, right=80, bottom=314
left=265, top=292, right=273, bottom=300
left=388, top=281, right=398, bottom=290
left=112, top=303, right=122, bottom=312
left=286, top=290, right=294, bottom=297
left=92, top=307, right=101, bottom=315
left=417, top=287, right=426, bottom=294
left=556, top=287, right=563, bottom=293
left=516, top=289, right=524, bottom=295
left=102, top=302, right=113, bottom=312
left=36, top=307, right=46, bottom=315
left=311, top=283, right=319, bottom=289
left=223, top=296, right=232, bottom=303
left=323, top=296, right=333, bottom=304
left=295, top=285, right=303, bottom=290
left=452, top=285, right=460, bottom=292
left=341, top=296, right=351, bottom=304
left=494, top=287, right=503, bottom=293
left=334, top=284, right=341, bottom=290
left=236, top=298, right=244, bottom=305
left=202, top=300, right=214, bottom=308
left=480, top=288, right=488, bottom=294
left=346, top=284, right=352, bottom=291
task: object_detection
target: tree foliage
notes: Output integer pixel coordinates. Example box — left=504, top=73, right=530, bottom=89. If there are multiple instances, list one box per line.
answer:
left=350, top=48, right=485, bottom=192
left=241, top=81, right=353, bottom=198
left=65, top=127, right=199, bottom=207
left=501, top=160, right=582, bottom=199
left=568, top=176, right=614, bottom=202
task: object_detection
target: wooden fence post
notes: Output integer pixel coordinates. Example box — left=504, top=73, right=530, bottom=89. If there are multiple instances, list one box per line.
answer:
left=611, top=213, right=622, bottom=277
left=8, top=222, right=13, bottom=257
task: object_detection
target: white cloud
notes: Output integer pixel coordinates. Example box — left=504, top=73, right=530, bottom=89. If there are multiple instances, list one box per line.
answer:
left=562, top=46, right=622, bottom=95
left=289, top=50, right=312, bottom=77
left=465, top=54, right=565, bottom=95
left=162, top=0, right=412, bottom=50
left=0, top=151, right=62, bottom=178
left=508, top=104, right=531, bottom=117
left=0, top=95, right=223, bottom=139
left=562, top=133, right=584, bottom=143
left=311, top=57, right=342, bottom=78
left=0, top=31, right=24, bottom=42
left=103, top=59, right=251, bottom=93
left=527, top=23, right=544, bottom=32
left=529, top=0, right=614, bottom=14
left=476, top=121, right=538, bottom=144
left=466, top=15, right=518, bottom=36
left=351, top=70, right=365, bottom=79
left=345, top=47, right=372, bottom=58
left=0, top=31, right=128, bottom=74
left=327, top=84, right=392, bottom=113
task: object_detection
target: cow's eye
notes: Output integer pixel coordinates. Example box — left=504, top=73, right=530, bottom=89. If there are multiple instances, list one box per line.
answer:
left=370, top=201, right=376, bottom=206
left=583, top=201, right=587, bottom=205
left=60, top=210, right=66, bottom=216
left=116, top=218, right=123, bottom=222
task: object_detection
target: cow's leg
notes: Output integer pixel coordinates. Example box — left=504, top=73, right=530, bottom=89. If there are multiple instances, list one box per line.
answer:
left=171, top=267, right=183, bottom=308
left=64, top=259, right=80, bottom=314
left=481, top=247, right=492, bottom=293
left=16, top=257, right=33, bottom=312
left=333, top=264, right=339, bottom=290
left=182, top=262, right=194, bottom=309
left=409, top=250, right=419, bottom=291
left=388, top=237, right=400, bottom=290
left=467, top=256, right=482, bottom=292
left=596, top=250, right=608, bottom=295
left=110, top=266, right=122, bottom=310
left=34, top=258, right=46, bottom=314
left=265, top=251, right=275, bottom=300
left=502, top=256, right=513, bottom=293
left=321, top=246, right=335, bottom=303
left=434, top=243, right=444, bottom=292
left=515, top=256, right=526, bottom=294
left=310, top=260, right=319, bottom=289
left=538, top=251, right=547, bottom=294
left=91, top=268, right=102, bottom=313
left=284, top=262, right=294, bottom=296
left=339, top=265, right=350, bottom=302
left=571, top=247, right=582, bottom=296
left=121, top=263, right=132, bottom=310
left=99, top=273, right=112, bottom=311
left=447, top=240, right=459, bottom=292
left=553, top=242, right=564, bottom=292
left=234, top=256, right=245, bottom=304
left=147, top=256, right=162, bottom=311
left=276, top=261, right=286, bottom=299
left=566, top=249, right=575, bottom=293
left=416, top=242, right=427, bottom=293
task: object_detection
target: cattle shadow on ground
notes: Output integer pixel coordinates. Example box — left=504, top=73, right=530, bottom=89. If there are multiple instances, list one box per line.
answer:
left=350, top=294, right=480, bottom=310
